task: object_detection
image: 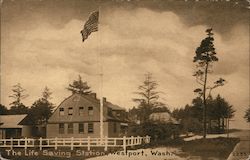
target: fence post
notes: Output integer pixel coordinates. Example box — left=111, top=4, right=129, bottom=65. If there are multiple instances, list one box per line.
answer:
left=24, top=137, right=27, bottom=150
left=71, top=137, right=74, bottom=150
left=123, top=136, right=126, bottom=152
left=104, top=136, right=108, bottom=151
left=55, top=137, right=57, bottom=150
left=145, top=135, right=150, bottom=143
left=10, top=138, right=13, bottom=150
left=114, top=138, right=116, bottom=146
left=39, top=137, right=42, bottom=150
left=17, top=139, right=20, bottom=147
left=131, top=136, right=134, bottom=148
left=87, top=136, right=90, bottom=151
left=137, top=136, right=139, bottom=145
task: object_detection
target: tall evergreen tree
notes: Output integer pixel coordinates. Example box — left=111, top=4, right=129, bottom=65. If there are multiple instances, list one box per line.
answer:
left=67, top=75, right=91, bottom=95
left=29, top=87, right=54, bottom=125
left=193, top=28, right=226, bottom=138
left=132, top=72, right=166, bottom=123
left=9, top=83, right=29, bottom=114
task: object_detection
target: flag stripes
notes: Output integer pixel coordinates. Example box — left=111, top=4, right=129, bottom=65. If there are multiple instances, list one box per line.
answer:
left=80, top=11, right=99, bottom=42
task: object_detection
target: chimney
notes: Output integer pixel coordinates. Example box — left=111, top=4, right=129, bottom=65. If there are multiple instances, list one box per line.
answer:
left=103, top=97, right=106, bottom=102
left=90, top=93, right=96, bottom=99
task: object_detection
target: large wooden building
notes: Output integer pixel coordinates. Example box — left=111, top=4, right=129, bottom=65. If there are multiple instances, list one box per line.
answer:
left=47, top=93, right=129, bottom=138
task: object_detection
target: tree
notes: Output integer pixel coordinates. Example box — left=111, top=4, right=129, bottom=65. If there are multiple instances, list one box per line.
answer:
left=9, top=83, right=29, bottom=114
left=193, top=28, right=226, bottom=138
left=132, top=72, right=166, bottom=123
left=67, top=75, right=91, bottom=95
left=172, top=103, right=203, bottom=134
left=29, top=87, right=55, bottom=125
left=173, top=95, right=235, bottom=134
left=244, top=108, right=250, bottom=123
left=207, top=94, right=235, bottom=133
left=0, top=104, right=8, bottom=115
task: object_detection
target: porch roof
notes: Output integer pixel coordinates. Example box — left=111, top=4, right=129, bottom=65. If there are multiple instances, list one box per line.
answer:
left=0, top=114, right=27, bottom=128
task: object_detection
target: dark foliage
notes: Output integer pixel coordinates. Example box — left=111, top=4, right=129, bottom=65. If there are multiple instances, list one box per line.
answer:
left=0, top=104, right=8, bottom=115
left=129, top=122, right=179, bottom=141
left=131, top=72, right=168, bottom=124
left=9, top=83, right=29, bottom=114
left=67, top=75, right=91, bottom=95
left=28, top=87, right=55, bottom=125
left=244, top=107, right=250, bottom=122
left=172, top=95, right=235, bottom=134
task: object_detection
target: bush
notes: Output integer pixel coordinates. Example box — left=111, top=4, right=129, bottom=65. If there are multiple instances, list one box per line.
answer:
left=129, top=122, right=180, bottom=141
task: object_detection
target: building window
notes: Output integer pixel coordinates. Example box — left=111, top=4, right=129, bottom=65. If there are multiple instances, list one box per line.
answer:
left=59, top=108, right=64, bottom=116
left=68, top=107, right=73, bottom=116
left=108, top=108, right=112, bottom=116
left=88, top=123, right=94, bottom=133
left=88, top=106, right=93, bottom=116
left=68, top=123, right=73, bottom=134
left=79, top=107, right=84, bottom=115
left=59, top=123, right=64, bottom=134
left=113, top=122, right=117, bottom=133
left=79, top=123, right=84, bottom=133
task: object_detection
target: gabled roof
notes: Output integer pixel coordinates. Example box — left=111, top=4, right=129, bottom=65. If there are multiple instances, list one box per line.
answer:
left=149, top=112, right=180, bottom=124
left=83, top=94, right=125, bottom=111
left=0, top=114, right=27, bottom=128
left=105, top=101, right=125, bottom=111
left=49, top=93, right=127, bottom=123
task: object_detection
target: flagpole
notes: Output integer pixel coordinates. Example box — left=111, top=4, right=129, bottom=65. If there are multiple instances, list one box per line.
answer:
left=98, top=5, right=104, bottom=142
left=80, top=5, right=103, bottom=140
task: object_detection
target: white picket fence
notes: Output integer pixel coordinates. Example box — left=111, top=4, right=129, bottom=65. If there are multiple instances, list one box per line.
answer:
left=0, top=136, right=150, bottom=151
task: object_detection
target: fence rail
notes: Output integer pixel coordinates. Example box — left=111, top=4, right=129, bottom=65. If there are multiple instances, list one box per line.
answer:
left=0, top=136, right=150, bottom=151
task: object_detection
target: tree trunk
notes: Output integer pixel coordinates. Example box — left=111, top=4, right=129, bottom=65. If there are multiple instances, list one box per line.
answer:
left=218, top=118, right=220, bottom=133
left=208, top=119, right=211, bottom=133
left=222, top=117, right=225, bottom=133
left=203, top=61, right=209, bottom=138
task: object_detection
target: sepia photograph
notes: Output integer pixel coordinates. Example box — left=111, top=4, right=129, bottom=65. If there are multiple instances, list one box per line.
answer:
left=0, top=0, right=249, bottom=159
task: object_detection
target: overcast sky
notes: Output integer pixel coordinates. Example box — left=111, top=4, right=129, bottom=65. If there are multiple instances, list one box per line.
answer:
left=1, top=0, right=249, bottom=129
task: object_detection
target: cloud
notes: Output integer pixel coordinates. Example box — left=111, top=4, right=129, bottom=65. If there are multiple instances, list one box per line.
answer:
left=1, top=7, right=249, bottom=129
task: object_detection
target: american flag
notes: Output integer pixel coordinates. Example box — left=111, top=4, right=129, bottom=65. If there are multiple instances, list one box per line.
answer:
left=80, top=11, right=99, bottom=42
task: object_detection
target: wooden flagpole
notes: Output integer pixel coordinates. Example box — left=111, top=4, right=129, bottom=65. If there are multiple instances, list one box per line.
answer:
left=98, top=4, right=104, bottom=141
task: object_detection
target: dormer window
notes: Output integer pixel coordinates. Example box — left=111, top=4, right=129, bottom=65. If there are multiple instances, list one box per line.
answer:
left=88, top=106, right=93, bottom=116
left=68, top=107, right=73, bottom=116
left=59, top=108, right=64, bottom=116
left=79, top=107, right=84, bottom=115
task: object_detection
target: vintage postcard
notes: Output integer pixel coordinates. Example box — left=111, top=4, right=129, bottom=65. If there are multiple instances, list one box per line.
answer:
left=0, top=0, right=249, bottom=159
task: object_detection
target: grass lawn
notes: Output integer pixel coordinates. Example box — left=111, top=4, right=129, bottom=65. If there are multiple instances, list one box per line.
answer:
left=180, top=137, right=240, bottom=160
left=143, top=137, right=240, bottom=160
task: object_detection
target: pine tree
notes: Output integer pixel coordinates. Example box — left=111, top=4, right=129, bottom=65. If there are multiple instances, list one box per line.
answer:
left=67, top=75, right=91, bottom=95
left=29, top=87, right=54, bottom=125
left=132, top=72, right=166, bottom=123
left=9, top=83, right=29, bottom=114
left=193, top=28, right=226, bottom=138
